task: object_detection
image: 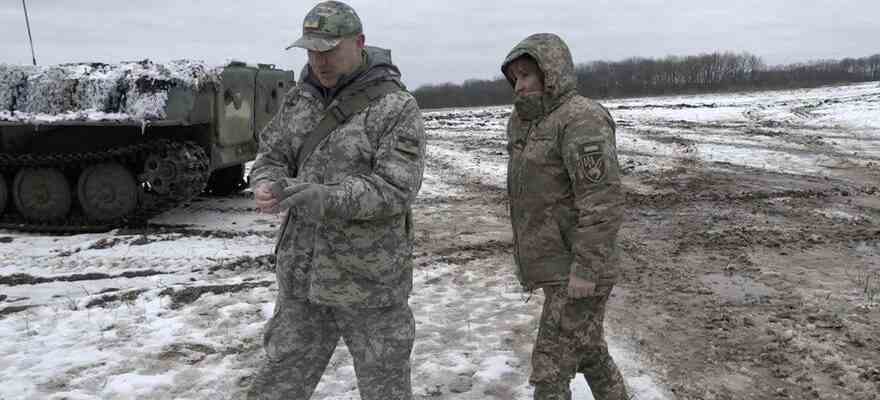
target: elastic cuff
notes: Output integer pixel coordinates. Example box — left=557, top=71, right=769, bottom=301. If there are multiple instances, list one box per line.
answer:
left=569, top=262, right=598, bottom=282
left=322, top=184, right=346, bottom=219
left=250, top=177, right=270, bottom=191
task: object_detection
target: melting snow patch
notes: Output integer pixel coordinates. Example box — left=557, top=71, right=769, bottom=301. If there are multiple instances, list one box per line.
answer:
left=101, top=371, right=176, bottom=398
left=474, top=353, right=518, bottom=382
left=813, top=208, right=868, bottom=223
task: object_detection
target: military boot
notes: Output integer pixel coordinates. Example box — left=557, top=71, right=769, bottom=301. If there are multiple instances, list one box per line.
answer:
left=580, top=354, right=630, bottom=400
left=534, top=382, right=572, bottom=400
left=586, top=375, right=630, bottom=400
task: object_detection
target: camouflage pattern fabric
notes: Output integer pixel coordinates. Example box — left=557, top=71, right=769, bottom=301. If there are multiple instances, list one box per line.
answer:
left=250, top=46, right=425, bottom=308
left=531, top=285, right=629, bottom=400
left=288, top=1, right=364, bottom=51
left=502, top=33, right=578, bottom=118
left=246, top=299, right=415, bottom=400
left=502, top=32, right=624, bottom=289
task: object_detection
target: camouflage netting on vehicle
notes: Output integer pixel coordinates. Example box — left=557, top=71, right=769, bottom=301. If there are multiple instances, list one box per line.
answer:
left=0, top=60, right=220, bottom=123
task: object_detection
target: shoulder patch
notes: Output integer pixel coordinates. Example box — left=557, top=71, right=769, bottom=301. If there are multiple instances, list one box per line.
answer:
left=577, top=142, right=606, bottom=184
left=395, top=134, right=421, bottom=157
left=303, top=15, right=322, bottom=29
left=284, top=86, right=305, bottom=106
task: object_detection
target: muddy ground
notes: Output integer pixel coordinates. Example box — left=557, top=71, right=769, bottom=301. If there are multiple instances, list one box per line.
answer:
left=418, top=83, right=880, bottom=399
left=416, top=138, right=880, bottom=399
left=607, top=163, right=880, bottom=400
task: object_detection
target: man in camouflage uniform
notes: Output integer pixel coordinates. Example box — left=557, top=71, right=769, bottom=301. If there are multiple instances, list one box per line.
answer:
left=501, top=33, right=629, bottom=400
left=246, top=2, right=425, bottom=399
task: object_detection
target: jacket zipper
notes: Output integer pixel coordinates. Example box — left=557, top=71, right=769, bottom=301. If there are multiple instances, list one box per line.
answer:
left=512, top=121, right=537, bottom=285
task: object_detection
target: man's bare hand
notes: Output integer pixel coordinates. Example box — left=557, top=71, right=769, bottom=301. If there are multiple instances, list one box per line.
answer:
left=254, top=182, right=280, bottom=214
left=567, top=273, right=596, bottom=299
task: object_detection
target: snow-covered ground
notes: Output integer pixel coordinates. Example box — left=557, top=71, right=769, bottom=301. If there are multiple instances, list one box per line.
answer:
left=2, top=81, right=878, bottom=399
left=424, top=82, right=880, bottom=181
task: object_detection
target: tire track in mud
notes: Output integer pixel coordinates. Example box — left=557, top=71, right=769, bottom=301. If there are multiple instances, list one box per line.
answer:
left=0, top=304, right=38, bottom=318
left=424, top=149, right=506, bottom=198
left=417, top=239, right=513, bottom=267
left=622, top=147, right=879, bottom=201
left=623, top=122, right=880, bottom=163
left=205, top=255, right=275, bottom=273
left=610, top=90, right=880, bottom=114
left=609, top=102, right=728, bottom=111
left=426, top=133, right=507, bottom=159
left=117, top=226, right=275, bottom=240
left=0, top=255, right=276, bottom=288
left=159, top=281, right=273, bottom=309
left=622, top=159, right=880, bottom=253
left=675, top=225, right=880, bottom=254
left=0, top=269, right=171, bottom=287
left=423, top=109, right=511, bottom=125
left=432, top=239, right=512, bottom=256
left=425, top=118, right=506, bottom=200
left=625, top=186, right=872, bottom=208
left=415, top=194, right=496, bottom=206
left=40, top=229, right=274, bottom=258
left=0, top=255, right=276, bottom=318
left=176, top=205, right=258, bottom=214
left=84, top=288, right=149, bottom=308
left=2, top=281, right=276, bottom=318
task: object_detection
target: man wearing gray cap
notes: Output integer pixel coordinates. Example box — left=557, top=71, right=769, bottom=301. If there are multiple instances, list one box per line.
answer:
left=247, top=1, right=425, bottom=399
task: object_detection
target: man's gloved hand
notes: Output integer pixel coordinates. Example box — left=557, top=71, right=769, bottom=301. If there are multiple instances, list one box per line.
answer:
left=276, top=182, right=330, bottom=222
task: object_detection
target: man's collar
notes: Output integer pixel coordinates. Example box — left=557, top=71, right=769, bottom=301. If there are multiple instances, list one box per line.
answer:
left=307, top=50, right=369, bottom=103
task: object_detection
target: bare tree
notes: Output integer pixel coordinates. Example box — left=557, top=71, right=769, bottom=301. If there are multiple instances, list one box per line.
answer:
left=413, top=52, right=880, bottom=109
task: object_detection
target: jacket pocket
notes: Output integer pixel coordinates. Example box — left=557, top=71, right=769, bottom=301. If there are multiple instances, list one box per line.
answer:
left=519, top=211, right=570, bottom=282
left=313, top=219, right=408, bottom=285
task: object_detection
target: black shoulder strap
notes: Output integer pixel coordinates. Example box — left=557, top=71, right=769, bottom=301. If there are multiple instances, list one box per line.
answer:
left=296, top=80, right=403, bottom=172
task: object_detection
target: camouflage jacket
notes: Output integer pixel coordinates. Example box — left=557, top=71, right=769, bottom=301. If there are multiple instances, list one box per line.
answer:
left=250, top=46, right=426, bottom=308
left=502, top=34, right=623, bottom=290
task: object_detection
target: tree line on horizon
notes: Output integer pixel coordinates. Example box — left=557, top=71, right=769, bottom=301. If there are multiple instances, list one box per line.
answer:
left=412, top=52, right=880, bottom=109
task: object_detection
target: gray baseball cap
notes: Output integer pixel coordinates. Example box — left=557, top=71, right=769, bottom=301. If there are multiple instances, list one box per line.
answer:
left=286, top=1, right=363, bottom=52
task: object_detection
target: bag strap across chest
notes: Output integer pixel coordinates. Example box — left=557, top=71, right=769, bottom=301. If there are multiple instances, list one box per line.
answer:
left=296, top=80, right=403, bottom=172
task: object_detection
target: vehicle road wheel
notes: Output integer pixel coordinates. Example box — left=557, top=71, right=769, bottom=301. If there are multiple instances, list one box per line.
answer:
left=13, top=168, right=72, bottom=222
left=0, top=174, right=8, bottom=214
left=78, top=163, right=140, bottom=222
left=206, top=164, right=246, bottom=196
left=141, top=153, right=177, bottom=195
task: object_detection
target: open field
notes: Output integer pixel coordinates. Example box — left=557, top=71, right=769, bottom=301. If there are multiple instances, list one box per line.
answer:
left=2, top=81, right=879, bottom=399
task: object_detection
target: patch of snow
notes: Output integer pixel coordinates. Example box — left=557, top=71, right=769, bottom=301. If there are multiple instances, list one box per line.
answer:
left=813, top=208, right=870, bottom=224
left=474, top=354, right=518, bottom=382
left=102, top=371, right=177, bottom=398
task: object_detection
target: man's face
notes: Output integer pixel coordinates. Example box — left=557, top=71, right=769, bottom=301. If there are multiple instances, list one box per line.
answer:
left=508, top=56, right=544, bottom=97
left=308, top=34, right=365, bottom=88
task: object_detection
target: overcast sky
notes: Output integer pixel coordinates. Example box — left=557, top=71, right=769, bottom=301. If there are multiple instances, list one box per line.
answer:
left=1, top=0, right=878, bottom=88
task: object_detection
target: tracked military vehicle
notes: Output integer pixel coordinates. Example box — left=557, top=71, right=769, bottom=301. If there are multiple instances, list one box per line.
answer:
left=0, top=60, right=294, bottom=232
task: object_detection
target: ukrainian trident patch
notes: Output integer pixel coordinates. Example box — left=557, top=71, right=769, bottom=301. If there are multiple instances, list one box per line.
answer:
left=577, top=142, right=606, bottom=183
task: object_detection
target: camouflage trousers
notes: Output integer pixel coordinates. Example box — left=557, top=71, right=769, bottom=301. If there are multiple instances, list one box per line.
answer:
left=530, top=285, right=629, bottom=400
left=246, top=298, right=415, bottom=400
